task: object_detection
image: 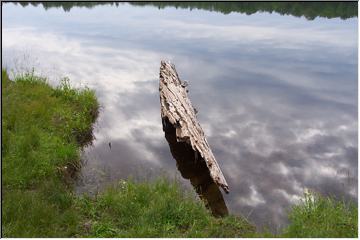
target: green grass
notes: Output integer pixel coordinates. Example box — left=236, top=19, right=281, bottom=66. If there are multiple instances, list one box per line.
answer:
left=75, top=179, right=255, bottom=237
left=281, top=191, right=358, bottom=238
left=2, top=69, right=357, bottom=237
left=2, top=69, right=98, bottom=237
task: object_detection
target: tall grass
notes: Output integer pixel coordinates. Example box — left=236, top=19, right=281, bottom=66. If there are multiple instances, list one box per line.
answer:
left=76, top=179, right=255, bottom=237
left=281, top=191, right=357, bottom=238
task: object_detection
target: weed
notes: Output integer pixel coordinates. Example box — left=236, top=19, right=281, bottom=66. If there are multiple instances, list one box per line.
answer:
left=281, top=190, right=357, bottom=238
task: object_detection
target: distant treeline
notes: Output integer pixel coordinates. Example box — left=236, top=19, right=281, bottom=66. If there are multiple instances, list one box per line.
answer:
left=15, top=1, right=357, bottom=20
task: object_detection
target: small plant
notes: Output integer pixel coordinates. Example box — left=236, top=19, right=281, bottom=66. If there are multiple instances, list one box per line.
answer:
left=282, top=190, right=358, bottom=238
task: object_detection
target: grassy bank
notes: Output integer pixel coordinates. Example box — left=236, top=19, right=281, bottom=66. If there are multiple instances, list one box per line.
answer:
left=1, top=69, right=255, bottom=237
left=2, top=69, right=99, bottom=237
left=2, top=69, right=357, bottom=237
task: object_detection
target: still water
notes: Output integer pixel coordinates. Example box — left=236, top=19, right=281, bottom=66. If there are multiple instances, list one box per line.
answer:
left=2, top=2, right=358, bottom=231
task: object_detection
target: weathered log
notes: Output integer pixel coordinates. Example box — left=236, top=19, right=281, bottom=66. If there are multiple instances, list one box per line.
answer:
left=159, top=60, right=229, bottom=217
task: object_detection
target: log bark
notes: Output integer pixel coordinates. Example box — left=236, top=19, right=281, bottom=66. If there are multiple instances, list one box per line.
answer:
left=159, top=60, right=229, bottom=217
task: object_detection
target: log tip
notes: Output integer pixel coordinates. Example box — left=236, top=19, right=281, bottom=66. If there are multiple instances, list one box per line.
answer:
left=161, top=59, right=172, bottom=67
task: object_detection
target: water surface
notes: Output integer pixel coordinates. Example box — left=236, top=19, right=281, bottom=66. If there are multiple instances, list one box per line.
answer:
left=2, top=2, right=357, bottom=231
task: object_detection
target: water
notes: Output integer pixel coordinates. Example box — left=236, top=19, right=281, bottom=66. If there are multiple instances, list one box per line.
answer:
left=2, top=2, right=357, bottom=231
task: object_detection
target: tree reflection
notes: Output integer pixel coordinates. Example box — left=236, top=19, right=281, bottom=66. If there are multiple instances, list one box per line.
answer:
left=15, top=2, right=357, bottom=20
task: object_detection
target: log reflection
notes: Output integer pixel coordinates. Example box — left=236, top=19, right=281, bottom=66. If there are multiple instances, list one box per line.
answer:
left=162, top=117, right=229, bottom=217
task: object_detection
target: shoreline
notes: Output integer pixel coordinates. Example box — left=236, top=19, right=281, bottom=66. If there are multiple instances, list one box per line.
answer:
left=2, top=69, right=357, bottom=237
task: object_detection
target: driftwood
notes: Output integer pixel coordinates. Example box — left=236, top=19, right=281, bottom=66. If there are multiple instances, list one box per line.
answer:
left=159, top=61, right=229, bottom=217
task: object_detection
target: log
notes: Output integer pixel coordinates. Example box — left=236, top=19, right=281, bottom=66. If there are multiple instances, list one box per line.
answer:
left=159, top=60, right=229, bottom=217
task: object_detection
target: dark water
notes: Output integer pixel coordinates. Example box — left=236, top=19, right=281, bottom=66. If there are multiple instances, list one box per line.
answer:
left=2, top=2, right=358, bottom=231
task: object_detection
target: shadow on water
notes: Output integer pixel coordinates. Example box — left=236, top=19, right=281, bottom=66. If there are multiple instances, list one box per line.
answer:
left=14, top=1, right=357, bottom=20
left=162, top=116, right=229, bottom=217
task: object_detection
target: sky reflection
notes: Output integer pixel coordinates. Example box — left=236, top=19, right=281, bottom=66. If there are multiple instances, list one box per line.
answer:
left=2, top=3, right=357, bottom=230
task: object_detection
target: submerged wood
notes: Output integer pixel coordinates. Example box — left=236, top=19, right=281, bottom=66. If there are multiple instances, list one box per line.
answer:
left=159, top=60, right=229, bottom=217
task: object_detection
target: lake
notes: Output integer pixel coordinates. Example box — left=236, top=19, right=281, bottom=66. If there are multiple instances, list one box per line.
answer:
left=2, top=2, right=357, bottom=231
